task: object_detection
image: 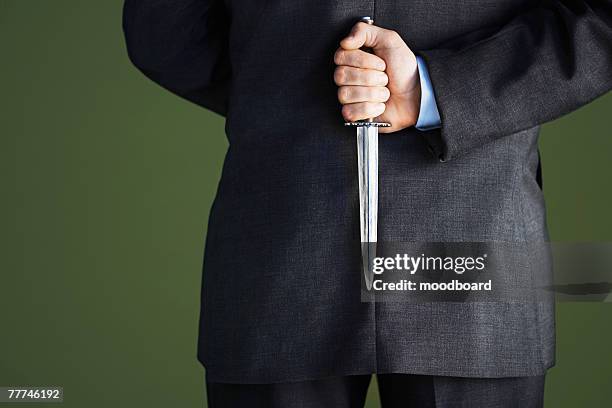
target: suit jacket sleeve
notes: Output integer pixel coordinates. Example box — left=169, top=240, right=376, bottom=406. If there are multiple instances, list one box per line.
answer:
left=123, top=0, right=231, bottom=116
left=418, top=0, right=612, bottom=161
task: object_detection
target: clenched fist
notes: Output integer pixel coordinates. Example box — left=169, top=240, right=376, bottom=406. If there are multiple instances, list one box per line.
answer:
left=334, top=21, right=420, bottom=133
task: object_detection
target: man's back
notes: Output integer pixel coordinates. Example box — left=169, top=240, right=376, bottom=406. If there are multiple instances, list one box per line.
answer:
left=124, top=0, right=611, bottom=385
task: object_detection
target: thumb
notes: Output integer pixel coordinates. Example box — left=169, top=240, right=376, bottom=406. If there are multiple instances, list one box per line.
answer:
left=340, top=22, right=396, bottom=51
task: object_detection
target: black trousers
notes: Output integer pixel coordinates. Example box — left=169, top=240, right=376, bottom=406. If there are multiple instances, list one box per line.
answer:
left=206, top=373, right=545, bottom=408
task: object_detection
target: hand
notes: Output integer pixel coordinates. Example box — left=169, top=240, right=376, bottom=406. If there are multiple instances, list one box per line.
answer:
left=334, top=22, right=420, bottom=133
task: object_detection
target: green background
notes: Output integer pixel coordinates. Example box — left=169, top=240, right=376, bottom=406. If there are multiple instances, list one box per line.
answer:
left=1, top=1, right=610, bottom=406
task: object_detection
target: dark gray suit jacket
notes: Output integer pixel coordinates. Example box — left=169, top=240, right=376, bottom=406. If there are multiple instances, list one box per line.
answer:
left=123, top=0, right=612, bottom=383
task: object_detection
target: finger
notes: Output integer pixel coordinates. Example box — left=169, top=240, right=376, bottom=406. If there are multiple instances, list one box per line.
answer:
left=334, top=49, right=386, bottom=71
left=340, top=22, right=401, bottom=51
left=341, top=102, right=386, bottom=122
left=337, top=86, right=390, bottom=104
left=334, top=66, right=388, bottom=87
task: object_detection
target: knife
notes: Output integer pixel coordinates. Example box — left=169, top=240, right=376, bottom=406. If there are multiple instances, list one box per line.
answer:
left=344, top=16, right=391, bottom=290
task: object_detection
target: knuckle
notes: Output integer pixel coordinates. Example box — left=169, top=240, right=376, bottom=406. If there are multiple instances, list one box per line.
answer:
left=342, top=105, right=354, bottom=121
left=369, top=72, right=385, bottom=86
left=367, top=105, right=379, bottom=118
left=338, top=87, right=350, bottom=103
left=371, top=103, right=385, bottom=116
left=381, top=87, right=391, bottom=101
left=356, top=53, right=367, bottom=67
left=380, top=72, right=389, bottom=86
left=389, top=30, right=402, bottom=43
left=333, top=49, right=343, bottom=65
left=366, top=87, right=377, bottom=101
left=367, top=88, right=377, bottom=101
left=365, top=73, right=376, bottom=86
left=334, top=67, right=346, bottom=84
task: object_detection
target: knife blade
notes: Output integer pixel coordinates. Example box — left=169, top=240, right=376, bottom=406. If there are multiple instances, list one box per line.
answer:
left=344, top=17, right=391, bottom=290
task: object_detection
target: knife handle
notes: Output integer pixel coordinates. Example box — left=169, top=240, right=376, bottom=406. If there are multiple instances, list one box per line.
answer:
left=343, top=17, right=390, bottom=127
left=344, top=16, right=389, bottom=126
left=360, top=17, right=375, bottom=123
left=360, top=17, right=375, bottom=57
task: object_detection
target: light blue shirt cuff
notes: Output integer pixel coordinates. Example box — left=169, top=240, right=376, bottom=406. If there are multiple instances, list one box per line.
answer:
left=415, top=55, right=441, bottom=131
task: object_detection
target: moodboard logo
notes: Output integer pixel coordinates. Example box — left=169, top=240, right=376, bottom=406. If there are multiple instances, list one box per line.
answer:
left=371, top=278, right=493, bottom=292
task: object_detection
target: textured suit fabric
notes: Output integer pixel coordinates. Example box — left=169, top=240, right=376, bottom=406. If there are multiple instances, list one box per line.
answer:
left=206, top=373, right=545, bottom=408
left=123, top=0, right=612, bottom=383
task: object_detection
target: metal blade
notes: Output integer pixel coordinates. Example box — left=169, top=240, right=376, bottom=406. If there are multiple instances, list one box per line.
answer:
left=357, top=125, right=378, bottom=290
